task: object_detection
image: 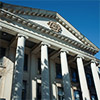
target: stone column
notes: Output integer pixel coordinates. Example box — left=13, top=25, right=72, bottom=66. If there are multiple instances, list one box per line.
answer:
left=76, top=55, right=90, bottom=100
left=12, top=34, right=28, bottom=100
left=91, top=60, right=100, bottom=100
left=60, top=50, right=72, bottom=100
left=41, top=42, right=50, bottom=100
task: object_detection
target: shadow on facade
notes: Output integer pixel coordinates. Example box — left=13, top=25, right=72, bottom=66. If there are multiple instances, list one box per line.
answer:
left=41, top=58, right=72, bottom=100
left=63, top=73, right=72, bottom=100
left=41, top=58, right=50, bottom=100
left=11, top=46, right=72, bottom=100
left=11, top=46, right=25, bottom=100
left=52, top=73, right=72, bottom=100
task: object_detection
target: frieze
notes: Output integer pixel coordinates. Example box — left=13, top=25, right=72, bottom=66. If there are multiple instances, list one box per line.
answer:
left=47, top=21, right=62, bottom=33
left=0, top=9, right=97, bottom=54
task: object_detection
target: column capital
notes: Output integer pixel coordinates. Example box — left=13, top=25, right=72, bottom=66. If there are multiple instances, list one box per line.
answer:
left=41, top=42, right=50, bottom=47
left=17, top=34, right=29, bottom=39
left=76, top=55, right=84, bottom=59
left=60, top=49, right=69, bottom=54
left=91, top=59, right=98, bottom=64
left=91, top=59, right=96, bottom=63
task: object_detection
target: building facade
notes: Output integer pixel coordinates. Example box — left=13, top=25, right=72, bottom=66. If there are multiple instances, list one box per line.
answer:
left=0, top=2, right=100, bottom=100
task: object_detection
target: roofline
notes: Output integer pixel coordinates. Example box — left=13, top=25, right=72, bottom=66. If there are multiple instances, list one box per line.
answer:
left=0, top=1, right=99, bottom=53
left=56, top=13, right=99, bottom=51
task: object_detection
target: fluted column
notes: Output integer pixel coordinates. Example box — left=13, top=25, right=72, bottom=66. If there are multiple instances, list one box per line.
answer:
left=12, top=34, right=28, bottom=100
left=41, top=42, right=50, bottom=100
left=76, top=55, right=90, bottom=100
left=60, top=50, right=72, bottom=100
left=91, top=60, right=100, bottom=100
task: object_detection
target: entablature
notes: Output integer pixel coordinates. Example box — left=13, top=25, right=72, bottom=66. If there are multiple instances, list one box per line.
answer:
left=0, top=8, right=98, bottom=56
left=0, top=1, right=99, bottom=53
left=0, top=20, right=96, bottom=61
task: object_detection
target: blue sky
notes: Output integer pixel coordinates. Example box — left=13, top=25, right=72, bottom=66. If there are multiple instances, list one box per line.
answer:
left=0, top=0, right=100, bottom=59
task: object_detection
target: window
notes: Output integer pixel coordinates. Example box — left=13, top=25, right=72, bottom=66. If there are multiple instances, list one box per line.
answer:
left=74, top=90, right=81, bottom=100
left=23, top=54, right=28, bottom=71
left=86, top=74, right=92, bottom=86
left=58, top=87, right=65, bottom=100
left=91, top=94, right=97, bottom=100
left=0, top=47, right=6, bottom=66
left=86, top=74, right=93, bottom=87
left=37, top=83, right=41, bottom=100
left=38, top=58, right=41, bottom=74
left=56, top=63, right=62, bottom=79
left=71, top=68, right=79, bottom=82
left=22, top=80, right=27, bottom=100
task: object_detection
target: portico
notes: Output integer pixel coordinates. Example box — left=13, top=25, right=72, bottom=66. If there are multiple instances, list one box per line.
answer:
left=0, top=2, right=100, bottom=100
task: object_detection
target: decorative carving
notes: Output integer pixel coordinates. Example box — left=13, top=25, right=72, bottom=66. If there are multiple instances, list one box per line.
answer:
left=47, top=21, right=62, bottom=33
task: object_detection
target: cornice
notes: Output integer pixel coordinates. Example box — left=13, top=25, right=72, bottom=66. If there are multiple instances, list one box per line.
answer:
left=0, top=20, right=95, bottom=59
left=1, top=2, right=56, bottom=18
left=1, top=2, right=99, bottom=52
left=0, top=8, right=99, bottom=55
left=55, top=14, right=99, bottom=51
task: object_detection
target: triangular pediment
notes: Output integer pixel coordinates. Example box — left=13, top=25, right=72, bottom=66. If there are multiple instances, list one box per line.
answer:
left=18, top=14, right=83, bottom=44
left=0, top=2, right=99, bottom=55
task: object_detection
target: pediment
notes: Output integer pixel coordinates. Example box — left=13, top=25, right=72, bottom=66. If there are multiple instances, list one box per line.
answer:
left=0, top=2, right=99, bottom=55
left=18, top=14, right=83, bottom=44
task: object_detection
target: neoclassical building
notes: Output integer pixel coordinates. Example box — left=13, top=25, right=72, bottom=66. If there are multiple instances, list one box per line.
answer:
left=0, top=2, right=100, bottom=100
